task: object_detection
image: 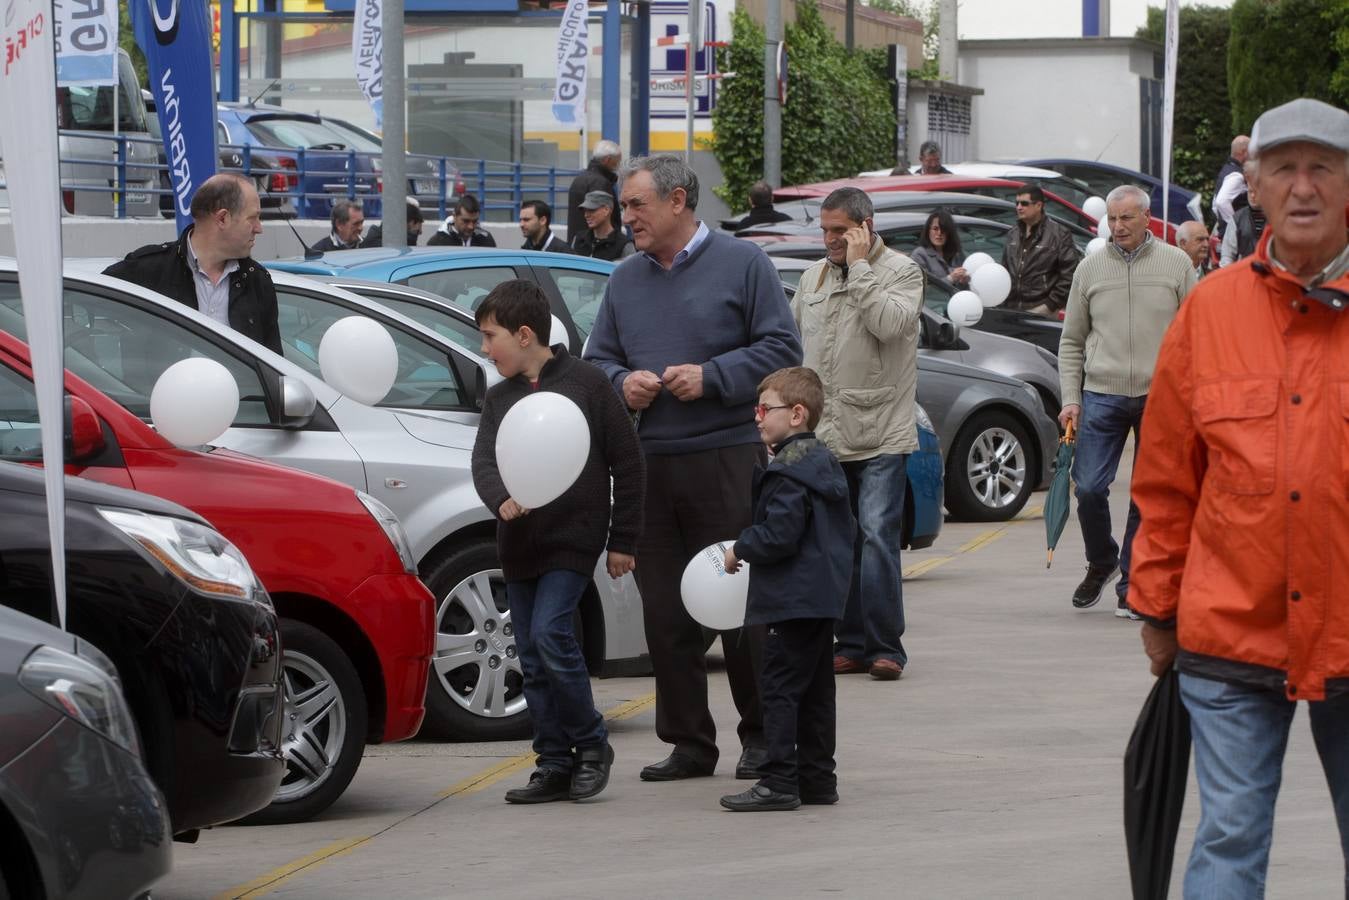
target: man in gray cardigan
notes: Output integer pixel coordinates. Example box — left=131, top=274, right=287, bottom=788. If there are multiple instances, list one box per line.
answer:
left=1058, top=185, right=1198, bottom=617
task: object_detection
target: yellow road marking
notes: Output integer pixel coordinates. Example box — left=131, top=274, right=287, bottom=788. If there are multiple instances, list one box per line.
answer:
left=215, top=838, right=371, bottom=900
left=218, top=692, right=656, bottom=899
left=901, top=502, right=1045, bottom=579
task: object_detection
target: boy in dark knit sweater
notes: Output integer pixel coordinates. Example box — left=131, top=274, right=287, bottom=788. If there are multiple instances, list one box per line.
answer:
left=470, top=280, right=645, bottom=804
left=720, top=368, right=856, bottom=811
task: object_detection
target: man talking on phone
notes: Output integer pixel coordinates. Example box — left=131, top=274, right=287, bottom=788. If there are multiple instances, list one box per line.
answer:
left=790, top=187, right=923, bottom=682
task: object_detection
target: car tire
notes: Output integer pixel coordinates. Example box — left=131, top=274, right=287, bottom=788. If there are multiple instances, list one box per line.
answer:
left=236, top=620, right=366, bottom=825
left=419, top=540, right=532, bottom=742
left=944, top=409, right=1034, bottom=522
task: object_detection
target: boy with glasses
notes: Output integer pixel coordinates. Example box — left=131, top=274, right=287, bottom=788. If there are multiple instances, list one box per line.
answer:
left=720, top=367, right=856, bottom=811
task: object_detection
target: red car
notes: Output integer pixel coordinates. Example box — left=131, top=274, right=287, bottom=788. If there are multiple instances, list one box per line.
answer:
left=0, top=329, right=434, bottom=824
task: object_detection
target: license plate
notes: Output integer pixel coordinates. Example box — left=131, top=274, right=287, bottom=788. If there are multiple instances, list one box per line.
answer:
left=125, top=192, right=150, bottom=205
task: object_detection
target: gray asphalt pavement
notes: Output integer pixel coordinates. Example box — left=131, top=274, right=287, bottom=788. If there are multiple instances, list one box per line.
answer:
left=156, top=470, right=1345, bottom=899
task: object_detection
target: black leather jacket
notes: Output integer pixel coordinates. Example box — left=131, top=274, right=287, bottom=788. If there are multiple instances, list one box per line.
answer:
left=1001, top=216, right=1082, bottom=313
left=103, top=228, right=282, bottom=355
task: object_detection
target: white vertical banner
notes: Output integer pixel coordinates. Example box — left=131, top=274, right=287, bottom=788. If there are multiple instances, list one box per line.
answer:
left=0, top=0, right=68, bottom=627
left=1161, top=0, right=1179, bottom=231
left=53, top=0, right=118, bottom=87
left=353, top=0, right=384, bottom=130
left=551, top=0, right=589, bottom=126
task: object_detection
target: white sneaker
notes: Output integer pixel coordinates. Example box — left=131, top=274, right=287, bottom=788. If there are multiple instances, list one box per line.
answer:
left=1115, top=599, right=1140, bottom=620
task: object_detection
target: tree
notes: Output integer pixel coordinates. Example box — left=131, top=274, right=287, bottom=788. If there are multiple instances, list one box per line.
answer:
left=1227, top=0, right=1344, bottom=134
left=711, top=0, right=897, bottom=209
left=119, top=0, right=149, bottom=88
left=866, top=0, right=938, bottom=77
left=1137, top=5, right=1233, bottom=195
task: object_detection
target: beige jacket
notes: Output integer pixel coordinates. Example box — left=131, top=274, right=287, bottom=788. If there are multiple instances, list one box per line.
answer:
left=791, top=237, right=923, bottom=461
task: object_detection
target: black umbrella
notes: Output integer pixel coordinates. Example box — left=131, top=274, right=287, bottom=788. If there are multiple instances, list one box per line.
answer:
left=1124, top=669, right=1192, bottom=900
left=1044, top=419, right=1076, bottom=568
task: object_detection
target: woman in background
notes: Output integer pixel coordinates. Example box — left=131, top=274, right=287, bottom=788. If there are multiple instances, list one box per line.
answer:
left=911, top=210, right=969, bottom=287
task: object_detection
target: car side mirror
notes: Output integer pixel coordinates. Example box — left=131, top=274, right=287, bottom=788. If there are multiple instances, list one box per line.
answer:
left=279, top=375, right=316, bottom=428
left=65, top=395, right=106, bottom=463
left=938, top=320, right=960, bottom=347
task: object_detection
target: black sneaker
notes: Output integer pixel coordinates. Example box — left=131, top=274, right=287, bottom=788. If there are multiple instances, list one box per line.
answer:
left=504, top=768, right=572, bottom=804
left=1072, top=563, right=1118, bottom=609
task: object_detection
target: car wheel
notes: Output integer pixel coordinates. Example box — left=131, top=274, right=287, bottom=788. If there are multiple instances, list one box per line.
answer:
left=419, top=540, right=531, bottom=741
left=237, top=620, right=367, bottom=825
left=945, top=410, right=1034, bottom=522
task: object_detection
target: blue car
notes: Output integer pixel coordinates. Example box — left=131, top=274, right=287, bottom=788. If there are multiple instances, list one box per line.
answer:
left=1018, top=158, right=1203, bottom=226
left=269, top=247, right=944, bottom=550
left=217, top=102, right=383, bottom=219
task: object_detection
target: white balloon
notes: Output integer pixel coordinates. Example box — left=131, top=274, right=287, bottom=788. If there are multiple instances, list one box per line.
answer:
left=964, top=251, right=995, bottom=275
left=1083, top=196, right=1108, bottom=221
left=970, top=263, right=1012, bottom=307
left=150, top=357, right=240, bottom=448
left=947, top=290, right=984, bottom=326
left=549, top=314, right=567, bottom=347
left=1097, top=217, right=1112, bottom=240
left=495, top=392, right=591, bottom=508
left=318, top=316, right=399, bottom=406
left=1087, top=237, right=1109, bottom=255
left=680, top=542, right=749, bottom=631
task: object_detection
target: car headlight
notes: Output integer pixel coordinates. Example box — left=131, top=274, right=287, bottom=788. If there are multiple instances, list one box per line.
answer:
left=98, top=508, right=267, bottom=604
left=357, top=491, right=419, bottom=575
left=20, top=645, right=141, bottom=757
left=914, top=403, right=934, bottom=434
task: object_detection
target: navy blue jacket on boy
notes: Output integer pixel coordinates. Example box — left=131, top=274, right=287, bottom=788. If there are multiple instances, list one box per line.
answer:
left=733, top=433, right=856, bottom=626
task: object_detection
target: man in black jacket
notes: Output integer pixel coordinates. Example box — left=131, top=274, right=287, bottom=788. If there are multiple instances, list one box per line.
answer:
left=570, top=191, right=633, bottom=260
left=104, top=174, right=282, bottom=355
left=722, top=181, right=792, bottom=232
left=1002, top=185, right=1082, bottom=315
left=428, top=194, right=497, bottom=247
left=520, top=200, right=574, bottom=254
left=566, top=140, right=621, bottom=243
left=310, top=199, right=365, bottom=253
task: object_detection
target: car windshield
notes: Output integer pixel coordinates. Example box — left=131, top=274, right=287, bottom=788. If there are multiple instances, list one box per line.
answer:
left=57, top=56, right=149, bottom=133
left=274, top=288, right=468, bottom=411
left=244, top=116, right=353, bottom=150
left=322, top=120, right=383, bottom=153
left=0, top=282, right=273, bottom=426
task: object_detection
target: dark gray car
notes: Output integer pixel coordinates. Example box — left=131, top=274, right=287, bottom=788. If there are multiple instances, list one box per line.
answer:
left=0, top=606, right=171, bottom=899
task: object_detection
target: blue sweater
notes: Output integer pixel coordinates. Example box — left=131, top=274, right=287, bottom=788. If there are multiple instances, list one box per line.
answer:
left=583, top=228, right=803, bottom=454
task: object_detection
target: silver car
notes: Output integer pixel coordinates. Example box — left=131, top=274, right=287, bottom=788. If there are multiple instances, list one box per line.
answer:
left=3, top=261, right=647, bottom=743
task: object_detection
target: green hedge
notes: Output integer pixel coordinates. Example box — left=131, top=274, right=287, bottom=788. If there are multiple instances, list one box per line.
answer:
left=1227, top=0, right=1347, bottom=134
left=711, top=0, right=897, bottom=211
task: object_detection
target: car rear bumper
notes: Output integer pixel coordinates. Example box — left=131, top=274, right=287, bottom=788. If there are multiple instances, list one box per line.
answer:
left=349, top=573, right=436, bottom=742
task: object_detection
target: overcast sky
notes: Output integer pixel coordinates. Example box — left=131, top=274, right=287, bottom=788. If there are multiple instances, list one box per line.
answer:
left=953, top=0, right=1236, bottom=40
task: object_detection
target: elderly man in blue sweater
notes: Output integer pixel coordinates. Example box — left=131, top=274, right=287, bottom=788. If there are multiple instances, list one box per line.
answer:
left=585, top=155, right=803, bottom=783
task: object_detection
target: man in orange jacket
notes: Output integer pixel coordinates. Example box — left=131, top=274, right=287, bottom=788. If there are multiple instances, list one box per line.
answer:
left=1129, top=97, right=1349, bottom=896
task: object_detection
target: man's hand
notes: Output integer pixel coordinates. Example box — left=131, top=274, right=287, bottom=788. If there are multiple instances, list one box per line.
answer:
left=1026, top=303, right=1053, bottom=317
left=498, top=498, right=530, bottom=521
left=844, top=226, right=871, bottom=265
left=1141, top=623, right=1179, bottom=677
left=723, top=545, right=741, bottom=574
left=662, top=364, right=704, bottom=401
left=606, top=551, right=636, bottom=579
left=623, top=370, right=663, bottom=410
left=1058, top=403, right=1081, bottom=432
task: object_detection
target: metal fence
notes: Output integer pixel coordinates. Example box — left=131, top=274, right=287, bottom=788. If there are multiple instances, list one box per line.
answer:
left=0, top=131, right=582, bottom=223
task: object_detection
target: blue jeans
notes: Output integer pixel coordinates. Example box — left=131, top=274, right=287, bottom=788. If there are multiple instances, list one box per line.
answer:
left=836, top=453, right=908, bottom=667
left=1072, top=391, right=1145, bottom=600
left=1180, top=674, right=1349, bottom=898
left=506, top=570, right=606, bottom=773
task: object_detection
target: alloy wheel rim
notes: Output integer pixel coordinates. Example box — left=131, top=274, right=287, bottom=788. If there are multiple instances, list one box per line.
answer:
left=274, top=649, right=347, bottom=803
left=433, top=568, right=526, bottom=720
left=966, top=426, right=1028, bottom=510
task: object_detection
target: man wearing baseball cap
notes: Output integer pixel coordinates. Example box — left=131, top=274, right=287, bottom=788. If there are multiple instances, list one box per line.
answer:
left=570, top=190, right=634, bottom=261
left=1129, top=97, right=1349, bottom=896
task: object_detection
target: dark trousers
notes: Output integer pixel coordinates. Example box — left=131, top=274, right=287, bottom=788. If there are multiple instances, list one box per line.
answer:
left=759, top=618, right=837, bottom=798
left=635, top=444, right=766, bottom=769
left=1073, top=391, right=1145, bottom=600
left=506, top=570, right=606, bottom=773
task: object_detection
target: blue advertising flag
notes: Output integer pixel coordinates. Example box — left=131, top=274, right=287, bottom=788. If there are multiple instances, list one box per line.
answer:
left=132, top=0, right=217, bottom=231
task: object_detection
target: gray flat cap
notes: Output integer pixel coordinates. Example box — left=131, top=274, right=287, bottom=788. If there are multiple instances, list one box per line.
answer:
left=579, top=190, right=615, bottom=210
left=1249, top=98, right=1349, bottom=157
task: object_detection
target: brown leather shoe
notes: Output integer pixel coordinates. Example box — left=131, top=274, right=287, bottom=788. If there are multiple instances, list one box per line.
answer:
left=833, top=655, right=868, bottom=674
left=869, top=659, right=903, bottom=681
